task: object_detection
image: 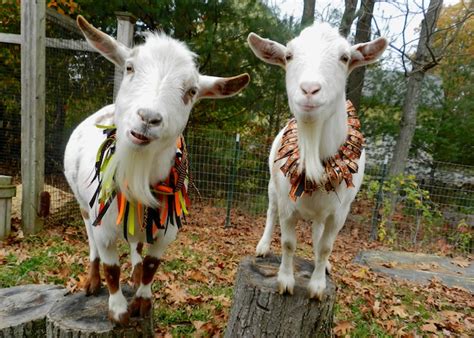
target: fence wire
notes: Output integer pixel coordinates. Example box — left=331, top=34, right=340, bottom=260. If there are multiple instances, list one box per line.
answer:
left=0, top=8, right=472, bottom=252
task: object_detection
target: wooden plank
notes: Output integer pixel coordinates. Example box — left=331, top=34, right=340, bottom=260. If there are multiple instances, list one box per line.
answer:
left=46, top=37, right=96, bottom=52
left=0, top=32, right=21, bottom=45
left=21, top=0, right=46, bottom=234
left=46, top=8, right=82, bottom=36
left=0, top=32, right=96, bottom=52
left=113, top=12, right=136, bottom=100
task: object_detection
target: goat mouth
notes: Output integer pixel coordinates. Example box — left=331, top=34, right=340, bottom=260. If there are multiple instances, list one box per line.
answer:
left=129, top=130, right=151, bottom=145
left=298, top=103, right=318, bottom=112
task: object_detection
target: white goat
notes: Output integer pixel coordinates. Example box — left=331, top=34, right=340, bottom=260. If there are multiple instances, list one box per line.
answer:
left=247, top=23, right=387, bottom=299
left=64, top=16, right=249, bottom=324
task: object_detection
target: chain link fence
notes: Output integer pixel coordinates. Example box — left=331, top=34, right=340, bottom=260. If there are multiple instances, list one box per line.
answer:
left=1, top=7, right=472, bottom=252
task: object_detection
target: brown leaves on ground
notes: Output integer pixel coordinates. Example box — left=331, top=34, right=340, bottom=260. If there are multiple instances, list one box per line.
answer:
left=1, top=203, right=473, bottom=337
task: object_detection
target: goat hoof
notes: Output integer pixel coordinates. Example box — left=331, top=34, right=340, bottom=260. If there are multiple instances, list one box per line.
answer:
left=131, top=263, right=143, bottom=289
left=308, top=280, right=326, bottom=300
left=140, top=298, right=152, bottom=317
left=129, top=296, right=152, bottom=318
left=325, top=261, right=332, bottom=275
left=108, top=309, right=130, bottom=326
left=84, top=277, right=101, bottom=296
left=255, top=242, right=271, bottom=257
left=129, top=297, right=142, bottom=317
left=277, top=273, right=295, bottom=295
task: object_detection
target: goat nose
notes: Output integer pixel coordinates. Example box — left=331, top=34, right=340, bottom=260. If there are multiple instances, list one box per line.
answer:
left=137, top=108, right=163, bottom=126
left=300, top=82, right=322, bottom=96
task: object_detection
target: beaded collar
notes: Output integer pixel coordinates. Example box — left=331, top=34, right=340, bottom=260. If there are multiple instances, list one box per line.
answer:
left=89, top=127, right=190, bottom=244
left=275, top=101, right=364, bottom=201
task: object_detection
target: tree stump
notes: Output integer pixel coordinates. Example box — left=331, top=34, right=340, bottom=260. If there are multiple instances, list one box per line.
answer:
left=0, top=284, right=66, bottom=338
left=46, top=286, right=153, bottom=337
left=225, top=255, right=336, bottom=338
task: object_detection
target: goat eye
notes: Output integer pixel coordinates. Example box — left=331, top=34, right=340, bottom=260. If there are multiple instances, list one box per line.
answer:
left=285, top=53, right=293, bottom=62
left=340, top=54, right=350, bottom=64
left=126, top=64, right=134, bottom=74
left=188, top=87, right=197, bottom=97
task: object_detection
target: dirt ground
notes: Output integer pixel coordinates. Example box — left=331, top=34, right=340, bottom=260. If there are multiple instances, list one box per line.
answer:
left=1, top=202, right=473, bottom=336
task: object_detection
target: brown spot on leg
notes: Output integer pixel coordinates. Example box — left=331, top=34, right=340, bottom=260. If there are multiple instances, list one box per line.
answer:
left=85, top=258, right=101, bottom=296
left=142, top=256, right=160, bottom=285
left=103, top=263, right=120, bottom=294
left=131, top=262, right=143, bottom=288
left=80, top=208, right=90, bottom=220
left=136, top=242, right=144, bottom=255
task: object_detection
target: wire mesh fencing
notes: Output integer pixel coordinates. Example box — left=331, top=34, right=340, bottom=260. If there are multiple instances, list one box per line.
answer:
left=42, top=11, right=114, bottom=222
left=1, top=7, right=114, bottom=223
left=0, top=6, right=472, bottom=252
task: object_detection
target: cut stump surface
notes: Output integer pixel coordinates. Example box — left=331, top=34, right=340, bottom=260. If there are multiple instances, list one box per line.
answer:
left=46, top=286, right=153, bottom=337
left=225, top=255, right=336, bottom=338
left=0, top=284, right=66, bottom=338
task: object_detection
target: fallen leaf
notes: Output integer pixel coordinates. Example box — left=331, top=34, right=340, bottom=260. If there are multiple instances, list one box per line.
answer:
left=381, top=261, right=397, bottom=268
left=193, top=320, right=206, bottom=330
left=214, top=294, right=231, bottom=307
left=421, top=322, right=438, bottom=333
left=333, top=321, right=354, bottom=335
left=187, top=270, right=208, bottom=283
left=417, top=263, right=432, bottom=271
left=451, top=257, right=470, bottom=268
left=372, top=300, right=380, bottom=315
left=391, top=305, right=409, bottom=319
left=352, top=267, right=367, bottom=279
left=165, top=283, right=188, bottom=304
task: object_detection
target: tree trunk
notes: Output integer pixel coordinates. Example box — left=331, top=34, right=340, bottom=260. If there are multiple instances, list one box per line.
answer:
left=0, top=284, right=66, bottom=338
left=389, top=0, right=443, bottom=176
left=388, top=71, right=425, bottom=175
left=339, top=0, right=359, bottom=38
left=346, top=0, right=376, bottom=112
left=225, top=255, right=336, bottom=338
left=46, top=286, right=153, bottom=337
left=301, top=0, right=316, bottom=29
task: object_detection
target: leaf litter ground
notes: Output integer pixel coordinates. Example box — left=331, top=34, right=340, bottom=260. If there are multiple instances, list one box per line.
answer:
left=0, top=202, right=472, bottom=337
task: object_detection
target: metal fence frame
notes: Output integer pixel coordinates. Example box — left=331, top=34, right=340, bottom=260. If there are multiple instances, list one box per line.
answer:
left=1, top=4, right=472, bottom=252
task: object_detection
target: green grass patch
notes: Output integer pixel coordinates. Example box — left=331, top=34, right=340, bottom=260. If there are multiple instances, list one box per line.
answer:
left=188, top=284, right=233, bottom=298
left=155, top=306, right=211, bottom=336
left=162, top=258, right=194, bottom=274
left=0, top=253, right=61, bottom=287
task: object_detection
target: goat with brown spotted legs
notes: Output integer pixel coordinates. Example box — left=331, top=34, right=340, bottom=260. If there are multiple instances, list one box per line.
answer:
left=64, top=15, right=249, bottom=325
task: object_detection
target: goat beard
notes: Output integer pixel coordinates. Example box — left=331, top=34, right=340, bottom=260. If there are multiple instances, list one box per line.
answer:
left=103, top=138, right=174, bottom=208
left=297, top=122, right=326, bottom=184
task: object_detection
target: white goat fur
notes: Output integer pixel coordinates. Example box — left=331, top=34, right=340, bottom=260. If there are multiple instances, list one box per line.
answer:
left=64, top=16, right=249, bottom=323
left=248, top=23, right=387, bottom=298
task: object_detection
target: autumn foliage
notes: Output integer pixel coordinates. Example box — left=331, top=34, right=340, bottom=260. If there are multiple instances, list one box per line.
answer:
left=1, top=202, right=472, bottom=336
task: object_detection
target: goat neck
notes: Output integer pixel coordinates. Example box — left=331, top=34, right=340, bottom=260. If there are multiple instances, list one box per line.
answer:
left=296, top=98, right=348, bottom=183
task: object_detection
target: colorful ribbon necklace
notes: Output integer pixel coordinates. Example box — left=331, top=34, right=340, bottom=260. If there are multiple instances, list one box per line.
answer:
left=89, top=126, right=191, bottom=244
left=275, top=101, right=364, bottom=201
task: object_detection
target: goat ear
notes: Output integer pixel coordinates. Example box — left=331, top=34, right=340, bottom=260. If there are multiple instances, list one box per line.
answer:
left=197, top=73, right=250, bottom=99
left=247, top=33, right=287, bottom=68
left=77, top=15, right=131, bottom=67
left=349, top=37, right=388, bottom=73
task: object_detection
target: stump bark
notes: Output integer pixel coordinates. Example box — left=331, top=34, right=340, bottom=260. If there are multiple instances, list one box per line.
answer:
left=225, top=255, right=335, bottom=338
left=46, top=286, right=153, bottom=338
left=0, top=284, right=66, bottom=338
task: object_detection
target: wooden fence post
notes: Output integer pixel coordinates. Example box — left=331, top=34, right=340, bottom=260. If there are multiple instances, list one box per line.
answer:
left=113, top=12, right=136, bottom=100
left=21, top=0, right=46, bottom=234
